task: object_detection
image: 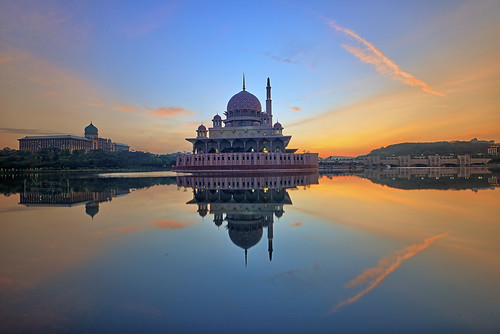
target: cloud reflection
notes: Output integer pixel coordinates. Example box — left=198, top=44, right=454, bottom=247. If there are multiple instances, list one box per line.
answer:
left=119, top=219, right=195, bottom=234
left=330, top=233, right=447, bottom=314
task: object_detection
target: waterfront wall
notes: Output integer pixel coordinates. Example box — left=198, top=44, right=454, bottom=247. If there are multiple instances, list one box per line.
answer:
left=174, top=152, right=318, bottom=172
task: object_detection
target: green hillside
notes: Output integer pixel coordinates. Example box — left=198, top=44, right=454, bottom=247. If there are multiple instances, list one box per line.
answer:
left=364, top=140, right=495, bottom=158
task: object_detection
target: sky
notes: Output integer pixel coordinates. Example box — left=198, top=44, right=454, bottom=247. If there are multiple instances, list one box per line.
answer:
left=0, top=0, right=499, bottom=157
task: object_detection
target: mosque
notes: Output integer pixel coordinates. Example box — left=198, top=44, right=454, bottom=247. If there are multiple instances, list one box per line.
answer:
left=173, top=76, right=318, bottom=172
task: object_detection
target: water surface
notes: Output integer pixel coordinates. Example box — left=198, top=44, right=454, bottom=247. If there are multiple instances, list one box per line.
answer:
left=0, top=169, right=499, bottom=333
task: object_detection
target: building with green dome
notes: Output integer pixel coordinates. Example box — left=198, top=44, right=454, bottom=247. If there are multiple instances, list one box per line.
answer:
left=18, top=123, right=129, bottom=153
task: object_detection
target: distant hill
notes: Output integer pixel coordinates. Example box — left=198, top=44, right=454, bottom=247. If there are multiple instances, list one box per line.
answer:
left=364, top=140, right=495, bottom=157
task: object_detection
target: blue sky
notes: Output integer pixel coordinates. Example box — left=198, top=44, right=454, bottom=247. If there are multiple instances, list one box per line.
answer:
left=1, top=0, right=499, bottom=155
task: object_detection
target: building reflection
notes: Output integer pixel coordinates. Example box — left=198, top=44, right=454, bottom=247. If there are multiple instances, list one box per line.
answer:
left=17, top=176, right=178, bottom=219
left=360, top=167, right=499, bottom=191
left=19, top=179, right=130, bottom=219
left=177, top=173, right=319, bottom=265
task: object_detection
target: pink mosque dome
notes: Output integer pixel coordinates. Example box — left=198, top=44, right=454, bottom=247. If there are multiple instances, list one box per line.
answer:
left=227, top=90, right=262, bottom=112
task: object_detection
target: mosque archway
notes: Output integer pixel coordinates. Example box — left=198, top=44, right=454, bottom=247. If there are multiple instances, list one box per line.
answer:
left=232, top=139, right=244, bottom=152
left=259, top=139, right=270, bottom=153
left=194, top=141, right=206, bottom=154
left=245, top=139, right=258, bottom=152
left=220, top=140, right=231, bottom=153
left=207, top=140, right=218, bottom=153
left=272, top=139, right=285, bottom=152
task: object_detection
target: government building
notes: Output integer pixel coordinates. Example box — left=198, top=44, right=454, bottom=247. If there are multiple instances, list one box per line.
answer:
left=18, top=123, right=129, bottom=153
left=173, top=76, right=318, bottom=172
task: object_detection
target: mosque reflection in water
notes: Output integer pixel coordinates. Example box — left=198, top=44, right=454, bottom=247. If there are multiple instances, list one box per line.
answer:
left=177, top=173, right=319, bottom=265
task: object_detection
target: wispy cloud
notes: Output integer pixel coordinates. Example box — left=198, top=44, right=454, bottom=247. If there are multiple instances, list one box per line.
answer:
left=0, top=128, right=60, bottom=135
left=260, top=52, right=299, bottom=65
left=29, top=76, right=52, bottom=86
left=145, top=106, right=191, bottom=117
left=122, top=2, right=179, bottom=37
left=322, top=17, right=446, bottom=97
left=117, top=104, right=192, bottom=118
left=86, top=98, right=103, bottom=107
left=0, top=1, right=88, bottom=46
left=289, top=221, right=303, bottom=227
left=329, top=233, right=447, bottom=314
left=117, top=104, right=141, bottom=114
left=0, top=54, right=11, bottom=64
left=287, top=106, right=302, bottom=112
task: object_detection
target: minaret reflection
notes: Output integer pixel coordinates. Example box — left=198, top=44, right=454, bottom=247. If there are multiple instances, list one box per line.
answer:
left=178, top=173, right=318, bottom=266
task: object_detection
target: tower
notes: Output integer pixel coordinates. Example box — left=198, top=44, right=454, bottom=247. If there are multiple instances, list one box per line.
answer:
left=212, top=114, right=222, bottom=128
left=268, top=219, right=274, bottom=261
left=196, top=124, right=207, bottom=138
left=266, top=77, right=272, bottom=124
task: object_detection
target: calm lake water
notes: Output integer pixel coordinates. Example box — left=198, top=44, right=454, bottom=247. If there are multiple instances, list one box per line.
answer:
left=1, top=168, right=499, bottom=333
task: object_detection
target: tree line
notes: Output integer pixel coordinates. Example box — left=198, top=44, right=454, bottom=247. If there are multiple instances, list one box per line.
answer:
left=0, top=147, right=177, bottom=170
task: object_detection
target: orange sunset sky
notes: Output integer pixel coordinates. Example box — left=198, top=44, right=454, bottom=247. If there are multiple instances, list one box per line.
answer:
left=1, top=1, right=499, bottom=157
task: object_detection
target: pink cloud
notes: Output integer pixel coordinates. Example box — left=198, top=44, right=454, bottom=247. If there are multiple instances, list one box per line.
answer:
left=87, top=98, right=103, bottom=107
left=117, top=104, right=192, bottom=117
left=287, top=106, right=302, bottom=112
left=29, top=76, right=52, bottom=86
left=289, top=221, right=303, bottom=227
left=116, top=104, right=141, bottom=114
left=323, top=17, right=446, bottom=97
left=145, top=106, right=191, bottom=117
left=0, top=54, right=11, bottom=64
